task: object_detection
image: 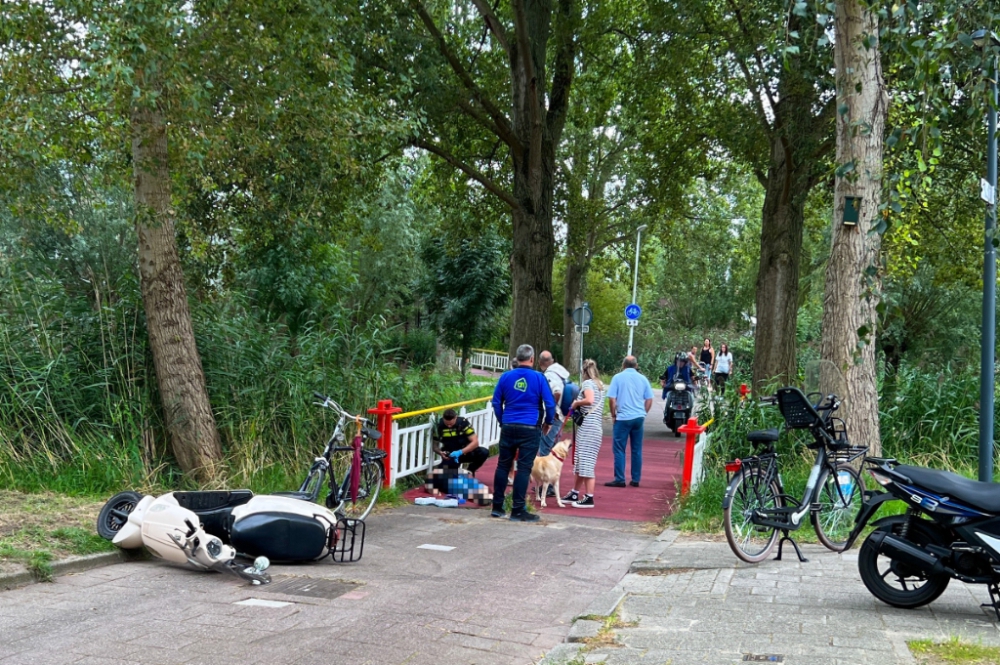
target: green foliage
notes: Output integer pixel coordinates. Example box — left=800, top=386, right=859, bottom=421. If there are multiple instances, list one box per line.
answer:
left=421, top=227, right=510, bottom=372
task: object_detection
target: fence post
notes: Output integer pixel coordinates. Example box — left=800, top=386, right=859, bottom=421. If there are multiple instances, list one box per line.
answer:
left=368, top=399, right=402, bottom=488
left=678, top=417, right=707, bottom=496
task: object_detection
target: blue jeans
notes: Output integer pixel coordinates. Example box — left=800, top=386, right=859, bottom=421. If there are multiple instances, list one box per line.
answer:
left=612, top=417, right=645, bottom=483
left=539, top=417, right=564, bottom=456
left=492, top=425, right=541, bottom=514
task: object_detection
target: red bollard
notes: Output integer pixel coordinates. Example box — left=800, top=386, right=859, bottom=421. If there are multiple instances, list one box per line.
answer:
left=678, top=417, right=707, bottom=496
left=367, top=399, right=402, bottom=488
left=739, top=383, right=749, bottom=401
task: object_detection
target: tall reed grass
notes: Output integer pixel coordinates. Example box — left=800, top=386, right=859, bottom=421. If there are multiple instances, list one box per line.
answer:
left=0, top=217, right=490, bottom=497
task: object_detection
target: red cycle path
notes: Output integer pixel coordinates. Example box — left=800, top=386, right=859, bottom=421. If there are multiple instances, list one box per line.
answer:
left=403, top=433, right=685, bottom=523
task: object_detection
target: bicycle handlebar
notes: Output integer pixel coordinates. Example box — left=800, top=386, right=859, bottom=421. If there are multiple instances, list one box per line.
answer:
left=312, top=392, right=374, bottom=426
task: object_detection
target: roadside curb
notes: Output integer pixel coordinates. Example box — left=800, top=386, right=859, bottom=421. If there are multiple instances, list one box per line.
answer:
left=0, top=549, right=140, bottom=591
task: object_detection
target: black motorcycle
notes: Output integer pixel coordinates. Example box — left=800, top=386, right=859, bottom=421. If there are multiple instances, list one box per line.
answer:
left=663, top=378, right=694, bottom=436
left=849, top=457, right=1000, bottom=618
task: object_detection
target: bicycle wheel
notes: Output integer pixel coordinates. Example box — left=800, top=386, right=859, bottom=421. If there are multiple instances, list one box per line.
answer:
left=724, top=467, right=782, bottom=563
left=335, top=460, right=383, bottom=520
left=812, top=463, right=864, bottom=551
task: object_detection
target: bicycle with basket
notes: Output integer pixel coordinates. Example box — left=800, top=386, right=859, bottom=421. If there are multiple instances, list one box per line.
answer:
left=722, top=363, right=868, bottom=563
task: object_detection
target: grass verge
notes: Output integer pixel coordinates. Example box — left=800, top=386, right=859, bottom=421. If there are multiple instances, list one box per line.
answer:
left=0, top=491, right=113, bottom=580
left=909, top=637, right=1000, bottom=664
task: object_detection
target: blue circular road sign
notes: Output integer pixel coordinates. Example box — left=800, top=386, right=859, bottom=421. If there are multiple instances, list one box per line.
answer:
left=625, top=304, right=642, bottom=320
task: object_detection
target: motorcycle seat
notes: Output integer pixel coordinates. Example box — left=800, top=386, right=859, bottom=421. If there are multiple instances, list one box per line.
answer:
left=895, top=465, right=1000, bottom=513
left=747, top=428, right=779, bottom=444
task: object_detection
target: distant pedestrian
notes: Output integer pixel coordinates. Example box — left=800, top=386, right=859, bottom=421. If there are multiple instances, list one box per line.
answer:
left=700, top=338, right=715, bottom=372
left=490, top=344, right=556, bottom=522
left=605, top=356, right=654, bottom=488
left=562, top=359, right=605, bottom=508
left=714, top=343, right=734, bottom=396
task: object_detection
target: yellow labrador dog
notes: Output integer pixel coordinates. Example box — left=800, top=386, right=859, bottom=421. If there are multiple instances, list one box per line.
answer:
left=532, top=440, right=571, bottom=508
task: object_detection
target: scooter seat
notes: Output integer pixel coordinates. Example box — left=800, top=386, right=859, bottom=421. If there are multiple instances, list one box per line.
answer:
left=271, top=491, right=315, bottom=502
left=747, top=428, right=779, bottom=444
left=174, top=490, right=254, bottom=512
left=895, top=465, right=1000, bottom=513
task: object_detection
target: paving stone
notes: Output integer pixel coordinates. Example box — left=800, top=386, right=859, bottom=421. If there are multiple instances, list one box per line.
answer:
left=567, top=619, right=603, bottom=642
left=538, top=642, right=583, bottom=665
left=542, top=535, right=1000, bottom=665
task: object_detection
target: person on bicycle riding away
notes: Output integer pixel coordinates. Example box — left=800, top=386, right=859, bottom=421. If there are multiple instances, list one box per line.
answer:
left=433, top=408, right=489, bottom=477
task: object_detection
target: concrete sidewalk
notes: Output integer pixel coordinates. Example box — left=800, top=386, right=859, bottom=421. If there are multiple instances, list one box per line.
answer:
left=542, top=532, right=1000, bottom=665
left=0, top=507, right=652, bottom=665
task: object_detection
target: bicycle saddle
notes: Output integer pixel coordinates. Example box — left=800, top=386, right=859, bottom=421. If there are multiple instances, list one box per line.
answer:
left=363, top=427, right=382, bottom=440
left=747, top=428, right=779, bottom=444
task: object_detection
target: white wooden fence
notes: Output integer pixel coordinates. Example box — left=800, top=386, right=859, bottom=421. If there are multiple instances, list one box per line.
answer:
left=689, top=430, right=711, bottom=493
left=461, top=349, right=510, bottom=374
left=389, top=399, right=501, bottom=486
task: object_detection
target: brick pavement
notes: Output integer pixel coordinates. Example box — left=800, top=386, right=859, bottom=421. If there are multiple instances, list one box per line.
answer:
left=542, top=532, right=1000, bottom=665
left=0, top=507, right=652, bottom=665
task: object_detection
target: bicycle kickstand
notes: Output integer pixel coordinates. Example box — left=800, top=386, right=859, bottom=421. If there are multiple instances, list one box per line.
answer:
left=775, top=530, right=808, bottom=563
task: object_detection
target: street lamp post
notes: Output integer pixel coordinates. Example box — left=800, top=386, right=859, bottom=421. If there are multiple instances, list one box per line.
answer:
left=973, top=29, right=999, bottom=482
left=627, top=224, right=648, bottom=357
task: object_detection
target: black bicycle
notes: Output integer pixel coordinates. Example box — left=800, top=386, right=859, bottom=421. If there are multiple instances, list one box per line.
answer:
left=722, top=368, right=867, bottom=563
left=277, top=393, right=387, bottom=520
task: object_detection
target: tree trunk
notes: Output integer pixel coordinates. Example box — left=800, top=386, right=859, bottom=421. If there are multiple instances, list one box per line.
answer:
left=821, top=0, right=886, bottom=455
left=562, top=256, right=587, bottom=376
left=460, top=334, right=470, bottom=384
left=752, top=139, right=812, bottom=393
left=505, top=0, right=564, bottom=360
left=509, top=203, right=555, bottom=359
left=132, top=102, right=223, bottom=482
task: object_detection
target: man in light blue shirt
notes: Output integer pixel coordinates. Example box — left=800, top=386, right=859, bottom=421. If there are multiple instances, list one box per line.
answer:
left=605, top=356, right=654, bottom=487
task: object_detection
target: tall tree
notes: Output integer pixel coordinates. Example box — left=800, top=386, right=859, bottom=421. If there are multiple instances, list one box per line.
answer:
left=400, top=0, right=577, bottom=357
left=126, top=2, right=224, bottom=480
left=645, top=0, right=837, bottom=391
left=820, top=0, right=887, bottom=455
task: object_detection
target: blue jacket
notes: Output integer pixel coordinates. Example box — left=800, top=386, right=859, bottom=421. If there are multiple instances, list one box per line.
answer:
left=492, top=366, right=555, bottom=427
left=665, top=364, right=693, bottom=385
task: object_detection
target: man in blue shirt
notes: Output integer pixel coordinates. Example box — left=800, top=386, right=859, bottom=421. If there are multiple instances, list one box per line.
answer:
left=605, top=356, right=653, bottom=488
left=491, top=344, right=556, bottom=521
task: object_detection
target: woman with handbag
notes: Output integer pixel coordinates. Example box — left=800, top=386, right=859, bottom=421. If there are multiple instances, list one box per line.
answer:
left=561, top=359, right=605, bottom=508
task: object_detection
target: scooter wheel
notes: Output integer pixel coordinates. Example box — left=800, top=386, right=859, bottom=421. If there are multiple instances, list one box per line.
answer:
left=97, top=490, right=143, bottom=541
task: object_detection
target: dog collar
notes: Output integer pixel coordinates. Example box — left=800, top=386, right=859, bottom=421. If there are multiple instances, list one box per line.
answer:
left=549, top=449, right=566, bottom=462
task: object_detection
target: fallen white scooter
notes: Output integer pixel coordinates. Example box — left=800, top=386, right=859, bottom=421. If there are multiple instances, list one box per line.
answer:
left=111, top=492, right=272, bottom=585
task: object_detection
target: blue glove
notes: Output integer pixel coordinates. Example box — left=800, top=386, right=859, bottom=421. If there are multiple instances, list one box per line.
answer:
left=449, top=450, right=463, bottom=460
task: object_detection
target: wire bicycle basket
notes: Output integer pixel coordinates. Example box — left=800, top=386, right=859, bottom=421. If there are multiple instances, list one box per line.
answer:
left=330, top=518, right=366, bottom=563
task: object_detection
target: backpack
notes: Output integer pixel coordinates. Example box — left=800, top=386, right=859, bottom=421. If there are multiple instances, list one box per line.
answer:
left=559, top=377, right=580, bottom=416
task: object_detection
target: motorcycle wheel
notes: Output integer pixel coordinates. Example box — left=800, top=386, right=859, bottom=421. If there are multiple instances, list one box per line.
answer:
left=858, top=520, right=950, bottom=609
left=96, top=490, right=143, bottom=541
